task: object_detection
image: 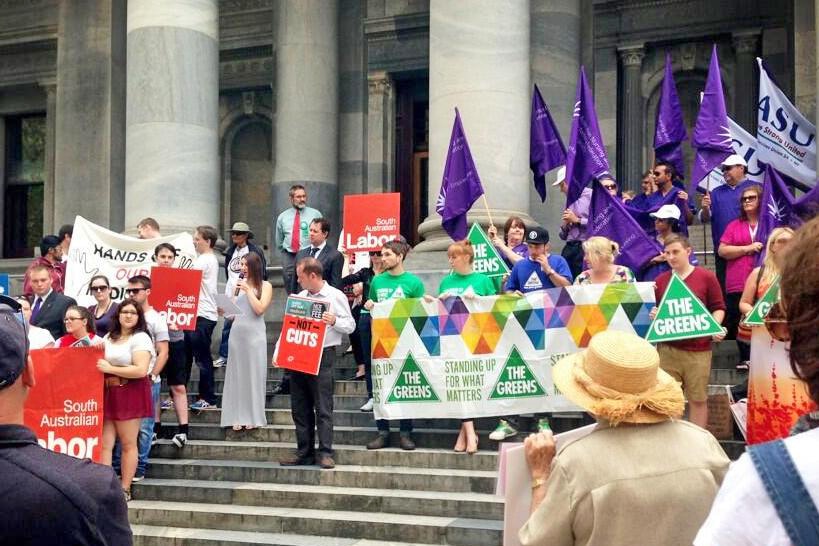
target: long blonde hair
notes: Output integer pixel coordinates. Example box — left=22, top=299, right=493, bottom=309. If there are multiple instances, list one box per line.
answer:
left=761, top=227, right=795, bottom=284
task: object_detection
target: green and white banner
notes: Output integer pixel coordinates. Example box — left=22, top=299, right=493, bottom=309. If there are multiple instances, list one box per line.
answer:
left=370, top=283, right=656, bottom=420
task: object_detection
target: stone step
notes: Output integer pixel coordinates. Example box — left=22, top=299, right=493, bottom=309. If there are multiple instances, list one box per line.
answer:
left=132, top=525, right=432, bottom=546
left=145, top=457, right=497, bottom=494
left=179, top=379, right=369, bottom=397
left=178, top=394, right=370, bottom=410
left=128, top=501, right=503, bottom=546
left=149, top=442, right=500, bottom=472
left=132, top=479, right=504, bottom=520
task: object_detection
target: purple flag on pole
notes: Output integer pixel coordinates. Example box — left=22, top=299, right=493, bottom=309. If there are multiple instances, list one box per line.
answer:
left=435, top=108, right=485, bottom=241
left=690, top=45, right=733, bottom=194
left=531, top=84, right=567, bottom=203
left=565, top=67, right=611, bottom=207
left=589, top=180, right=662, bottom=273
left=654, top=52, right=687, bottom=178
left=623, top=190, right=690, bottom=237
left=757, top=164, right=819, bottom=247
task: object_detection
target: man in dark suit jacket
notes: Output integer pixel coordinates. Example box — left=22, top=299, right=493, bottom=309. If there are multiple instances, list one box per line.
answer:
left=27, top=264, right=77, bottom=339
left=295, top=218, right=344, bottom=290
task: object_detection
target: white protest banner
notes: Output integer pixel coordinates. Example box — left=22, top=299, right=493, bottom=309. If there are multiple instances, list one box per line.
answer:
left=756, top=58, right=816, bottom=187
left=701, top=117, right=764, bottom=190
left=370, top=283, right=656, bottom=419
left=64, top=216, right=196, bottom=307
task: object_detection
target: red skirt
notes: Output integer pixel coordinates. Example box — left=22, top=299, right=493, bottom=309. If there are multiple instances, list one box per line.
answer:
left=104, top=375, right=153, bottom=421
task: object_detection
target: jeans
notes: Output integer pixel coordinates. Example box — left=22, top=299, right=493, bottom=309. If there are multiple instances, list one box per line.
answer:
left=185, top=316, right=217, bottom=404
left=218, top=317, right=233, bottom=359
left=137, top=381, right=162, bottom=475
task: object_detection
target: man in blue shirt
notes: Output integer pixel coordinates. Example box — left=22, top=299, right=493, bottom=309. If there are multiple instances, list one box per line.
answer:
left=506, top=227, right=572, bottom=292
left=698, top=154, right=761, bottom=292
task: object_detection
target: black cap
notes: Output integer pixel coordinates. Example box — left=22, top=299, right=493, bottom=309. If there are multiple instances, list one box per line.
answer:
left=0, top=296, right=27, bottom=391
left=524, top=227, right=550, bottom=244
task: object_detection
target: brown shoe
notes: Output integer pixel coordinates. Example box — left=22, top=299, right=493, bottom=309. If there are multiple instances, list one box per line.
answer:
left=318, top=455, right=336, bottom=469
left=279, top=454, right=315, bottom=466
left=399, top=435, right=416, bottom=451
left=366, top=434, right=389, bottom=450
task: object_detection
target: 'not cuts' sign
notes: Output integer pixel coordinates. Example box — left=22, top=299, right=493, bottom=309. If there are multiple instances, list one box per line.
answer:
left=274, top=296, right=329, bottom=375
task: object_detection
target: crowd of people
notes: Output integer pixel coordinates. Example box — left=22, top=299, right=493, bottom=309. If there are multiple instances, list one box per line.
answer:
left=4, top=157, right=818, bottom=545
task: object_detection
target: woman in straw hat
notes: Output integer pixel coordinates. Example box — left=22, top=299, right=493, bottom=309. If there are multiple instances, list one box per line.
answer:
left=519, top=330, right=729, bottom=546
left=695, top=217, right=819, bottom=546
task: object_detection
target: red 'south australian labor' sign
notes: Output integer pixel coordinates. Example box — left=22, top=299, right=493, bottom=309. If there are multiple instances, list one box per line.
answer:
left=25, top=347, right=105, bottom=462
left=274, top=296, right=328, bottom=375
left=343, top=193, right=401, bottom=251
left=148, top=266, right=203, bottom=331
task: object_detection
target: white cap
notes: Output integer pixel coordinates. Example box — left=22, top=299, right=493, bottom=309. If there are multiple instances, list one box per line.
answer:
left=552, top=165, right=567, bottom=187
left=650, top=204, right=681, bottom=221
left=721, top=154, right=747, bottom=168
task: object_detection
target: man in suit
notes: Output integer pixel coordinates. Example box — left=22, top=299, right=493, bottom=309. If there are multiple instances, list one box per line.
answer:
left=295, top=218, right=344, bottom=290
left=27, top=264, right=76, bottom=340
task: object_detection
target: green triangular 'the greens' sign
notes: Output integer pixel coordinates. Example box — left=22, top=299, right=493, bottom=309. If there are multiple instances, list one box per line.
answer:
left=646, top=273, right=725, bottom=343
left=743, top=276, right=780, bottom=326
left=386, top=353, right=440, bottom=403
left=489, top=346, right=546, bottom=399
left=467, top=223, right=510, bottom=278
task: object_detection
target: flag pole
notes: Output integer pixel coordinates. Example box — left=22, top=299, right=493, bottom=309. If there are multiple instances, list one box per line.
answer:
left=481, top=194, right=495, bottom=228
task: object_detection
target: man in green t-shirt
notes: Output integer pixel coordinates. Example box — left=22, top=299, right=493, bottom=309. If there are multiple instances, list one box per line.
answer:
left=363, top=240, right=425, bottom=451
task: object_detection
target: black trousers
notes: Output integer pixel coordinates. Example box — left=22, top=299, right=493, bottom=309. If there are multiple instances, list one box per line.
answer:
left=290, top=347, right=335, bottom=458
left=561, top=240, right=584, bottom=280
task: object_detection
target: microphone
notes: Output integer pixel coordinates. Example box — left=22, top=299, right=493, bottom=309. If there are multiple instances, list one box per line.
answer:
left=234, top=272, right=245, bottom=297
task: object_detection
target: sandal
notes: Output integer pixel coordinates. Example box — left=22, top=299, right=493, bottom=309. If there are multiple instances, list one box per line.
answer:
left=232, top=425, right=242, bottom=432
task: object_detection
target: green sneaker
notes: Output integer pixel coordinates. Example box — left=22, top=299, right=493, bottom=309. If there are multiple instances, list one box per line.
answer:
left=488, top=419, right=518, bottom=441
left=537, top=418, right=551, bottom=433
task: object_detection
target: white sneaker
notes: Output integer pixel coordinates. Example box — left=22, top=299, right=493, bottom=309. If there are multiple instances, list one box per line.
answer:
left=172, top=433, right=188, bottom=449
left=360, top=398, right=374, bottom=412
left=488, top=420, right=518, bottom=441
left=213, top=357, right=226, bottom=368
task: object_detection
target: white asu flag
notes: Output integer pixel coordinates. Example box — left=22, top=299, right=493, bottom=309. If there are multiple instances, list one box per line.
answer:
left=756, top=57, right=816, bottom=187
left=701, top=117, right=764, bottom=191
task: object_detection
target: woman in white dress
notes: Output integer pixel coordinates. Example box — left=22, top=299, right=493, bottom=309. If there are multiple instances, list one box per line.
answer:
left=220, top=253, right=273, bottom=431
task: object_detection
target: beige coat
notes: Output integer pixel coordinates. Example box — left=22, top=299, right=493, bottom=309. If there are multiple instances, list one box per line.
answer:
left=519, top=420, right=730, bottom=546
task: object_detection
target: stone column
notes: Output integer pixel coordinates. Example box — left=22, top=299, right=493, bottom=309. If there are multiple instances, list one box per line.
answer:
left=417, top=0, right=532, bottom=251
left=367, top=71, right=395, bottom=193
left=41, top=81, right=57, bottom=235
left=125, top=0, right=219, bottom=234
left=530, top=0, right=581, bottom=247
left=617, top=44, right=645, bottom=193
left=733, top=30, right=760, bottom=134
left=338, top=0, right=367, bottom=200
left=272, top=0, right=339, bottom=238
left=53, top=0, right=126, bottom=231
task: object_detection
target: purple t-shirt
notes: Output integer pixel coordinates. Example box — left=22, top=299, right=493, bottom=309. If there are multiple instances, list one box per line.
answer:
left=88, top=302, right=119, bottom=337
left=720, top=219, right=757, bottom=293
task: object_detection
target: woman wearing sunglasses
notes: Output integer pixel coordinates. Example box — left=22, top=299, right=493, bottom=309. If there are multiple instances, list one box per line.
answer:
left=54, top=305, right=104, bottom=348
left=96, top=299, right=155, bottom=502
left=718, top=184, right=764, bottom=364
left=87, top=275, right=118, bottom=337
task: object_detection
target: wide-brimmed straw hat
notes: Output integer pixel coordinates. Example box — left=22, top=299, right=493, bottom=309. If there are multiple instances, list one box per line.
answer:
left=552, top=330, right=684, bottom=425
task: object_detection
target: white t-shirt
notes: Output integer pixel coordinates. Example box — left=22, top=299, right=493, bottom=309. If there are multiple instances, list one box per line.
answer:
left=225, top=245, right=250, bottom=296
left=28, top=325, right=55, bottom=349
left=103, top=331, right=155, bottom=369
left=195, top=252, right=219, bottom=321
left=695, top=427, right=819, bottom=545
left=144, top=308, right=169, bottom=381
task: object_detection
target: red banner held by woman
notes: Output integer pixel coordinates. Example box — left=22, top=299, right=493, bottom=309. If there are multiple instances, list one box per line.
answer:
left=24, top=347, right=105, bottom=462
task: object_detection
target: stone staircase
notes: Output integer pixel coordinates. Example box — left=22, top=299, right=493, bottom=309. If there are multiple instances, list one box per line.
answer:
left=128, top=331, right=748, bottom=545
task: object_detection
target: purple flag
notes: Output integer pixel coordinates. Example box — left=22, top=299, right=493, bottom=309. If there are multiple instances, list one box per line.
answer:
left=565, top=67, right=611, bottom=207
left=690, top=45, right=733, bottom=194
left=435, top=108, right=485, bottom=241
left=589, top=179, right=662, bottom=274
left=757, top=164, right=819, bottom=247
left=531, top=84, right=567, bottom=203
left=623, top=190, right=690, bottom=237
left=654, top=52, right=687, bottom=178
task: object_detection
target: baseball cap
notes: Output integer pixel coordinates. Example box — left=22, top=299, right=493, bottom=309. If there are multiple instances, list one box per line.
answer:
left=551, top=166, right=567, bottom=187
left=650, top=204, right=681, bottom=221
left=524, top=226, right=550, bottom=244
left=0, top=295, right=28, bottom=391
left=720, top=154, right=747, bottom=168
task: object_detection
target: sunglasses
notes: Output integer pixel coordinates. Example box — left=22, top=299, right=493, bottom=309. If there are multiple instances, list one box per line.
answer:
left=603, top=184, right=617, bottom=190
left=721, top=165, right=739, bottom=172
left=125, top=288, right=146, bottom=295
left=652, top=171, right=663, bottom=177
left=90, top=285, right=109, bottom=292
left=741, top=195, right=758, bottom=203
left=231, top=232, right=248, bottom=236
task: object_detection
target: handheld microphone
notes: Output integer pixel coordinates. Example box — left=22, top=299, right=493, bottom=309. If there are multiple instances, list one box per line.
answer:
left=234, top=272, right=245, bottom=297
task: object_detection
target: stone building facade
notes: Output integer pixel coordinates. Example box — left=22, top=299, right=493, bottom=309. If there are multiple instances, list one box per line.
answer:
left=0, top=0, right=815, bottom=270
